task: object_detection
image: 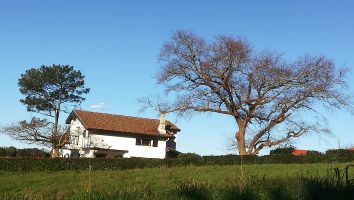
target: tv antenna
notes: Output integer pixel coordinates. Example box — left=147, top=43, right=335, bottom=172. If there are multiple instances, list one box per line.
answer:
left=90, top=101, right=106, bottom=111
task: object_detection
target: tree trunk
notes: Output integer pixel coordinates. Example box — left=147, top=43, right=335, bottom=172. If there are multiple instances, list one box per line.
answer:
left=235, top=125, right=247, bottom=155
left=53, top=109, right=60, bottom=137
left=51, top=147, right=60, bottom=158
left=51, top=108, right=60, bottom=159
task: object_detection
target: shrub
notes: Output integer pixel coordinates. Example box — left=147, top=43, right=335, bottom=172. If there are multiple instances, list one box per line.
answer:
left=0, top=147, right=49, bottom=158
left=325, top=149, right=354, bottom=162
left=177, top=153, right=203, bottom=166
left=203, top=154, right=241, bottom=165
left=308, top=150, right=322, bottom=156
left=269, top=147, right=295, bottom=155
left=0, top=149, right=353, bottom=172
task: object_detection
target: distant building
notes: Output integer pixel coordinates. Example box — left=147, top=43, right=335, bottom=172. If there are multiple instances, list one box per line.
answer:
left=61, top=110, right=180, bottom=159
left=292, top=149, right=309, bottom=156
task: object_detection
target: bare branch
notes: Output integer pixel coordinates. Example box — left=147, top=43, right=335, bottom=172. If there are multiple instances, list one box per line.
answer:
left=144, top=30, right=352, bottom=155
left=0, top=118, right=69, bottom=149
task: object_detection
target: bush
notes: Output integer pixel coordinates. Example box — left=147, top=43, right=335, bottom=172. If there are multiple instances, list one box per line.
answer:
left=176, top=153, right=203, bottom=166
left=0, top=150, right=353, bottom=172
left=325, top=149, right=354, bottom=162
left=308, top=150, right=322, bottom=156
left=203, top=154, right=241, bottom=165
left=0, top=147, right=49, bottom=158
left=269, top=147, right=295, bottom=155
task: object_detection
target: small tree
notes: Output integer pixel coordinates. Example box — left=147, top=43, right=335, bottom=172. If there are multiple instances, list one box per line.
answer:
left=143, top=31, right=352, bottom=155
left=4, top=146, right=17, bottom=157
left=2, top=118, right=67, bottom=157
left=1, top=65, right=89, bottom=157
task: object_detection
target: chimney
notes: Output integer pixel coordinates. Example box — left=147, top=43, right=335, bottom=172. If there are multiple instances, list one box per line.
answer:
left=157, top=112, right=166, bottom=134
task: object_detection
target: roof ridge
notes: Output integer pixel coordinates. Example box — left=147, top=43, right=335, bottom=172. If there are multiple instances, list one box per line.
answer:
left=68, top=109, right=180, bottom=137
left=74, top=109, right=173, bottom=123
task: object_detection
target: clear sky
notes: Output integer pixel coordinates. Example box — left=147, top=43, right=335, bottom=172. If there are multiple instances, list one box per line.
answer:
left=0, top=0, right=353, bottom=155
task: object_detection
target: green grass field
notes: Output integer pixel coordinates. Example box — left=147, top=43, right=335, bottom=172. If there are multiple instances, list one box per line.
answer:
left=1, top=163, right=353, bottom=200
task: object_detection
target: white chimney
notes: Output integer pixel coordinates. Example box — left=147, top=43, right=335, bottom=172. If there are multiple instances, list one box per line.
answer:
left=157, top=112, right=166, bottom=134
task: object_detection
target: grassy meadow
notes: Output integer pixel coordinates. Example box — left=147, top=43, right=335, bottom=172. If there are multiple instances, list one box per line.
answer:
left=1, top=163, right=353, bottom=200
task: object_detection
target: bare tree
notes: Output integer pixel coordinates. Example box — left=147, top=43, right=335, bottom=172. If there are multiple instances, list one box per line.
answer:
left=144, top=31, right=351, bottom=155
left=1, top=118, right=68, bottom=152
left=138, top=95, right=173, bottom=114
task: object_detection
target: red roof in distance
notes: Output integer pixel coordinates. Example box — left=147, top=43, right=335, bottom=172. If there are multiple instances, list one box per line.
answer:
left=292, top=149, right=309, bottom=156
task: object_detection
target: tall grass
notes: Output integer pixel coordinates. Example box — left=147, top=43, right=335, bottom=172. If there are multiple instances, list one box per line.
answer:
left=0, top=163, right=353, bottom=200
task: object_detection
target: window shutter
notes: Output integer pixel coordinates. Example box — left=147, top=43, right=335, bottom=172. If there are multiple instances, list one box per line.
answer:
left=153, top=139, right=158, bottom=147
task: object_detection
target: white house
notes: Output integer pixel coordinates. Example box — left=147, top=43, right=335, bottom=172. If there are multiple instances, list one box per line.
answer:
left=61, top=109, right=180, bottom=159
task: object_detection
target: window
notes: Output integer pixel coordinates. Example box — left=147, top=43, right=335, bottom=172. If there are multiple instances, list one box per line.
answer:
left=141, top=138, right=151, bottom=146
left=153, top=139, right=158, bottom=147
left=136, top=138, right=158, bottom=147
left=83, top=130, right=87, bottom=138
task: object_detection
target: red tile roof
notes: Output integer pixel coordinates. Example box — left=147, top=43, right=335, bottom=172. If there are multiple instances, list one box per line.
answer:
left=66, top=110, right=180, bottom=138
left=349, top=147, right=354, bottom=151
left=292, top=149, right=308, bottom=156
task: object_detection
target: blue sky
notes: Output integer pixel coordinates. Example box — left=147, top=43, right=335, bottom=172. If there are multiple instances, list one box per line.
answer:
left=0, top=0, right=353, bottom=155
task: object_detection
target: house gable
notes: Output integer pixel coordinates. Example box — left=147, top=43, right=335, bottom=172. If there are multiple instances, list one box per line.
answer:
left=63, top=110, right=180, bottom=159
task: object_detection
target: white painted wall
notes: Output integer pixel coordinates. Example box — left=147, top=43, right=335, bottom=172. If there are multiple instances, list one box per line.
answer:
left=70, top=118, right=85, bottom=135
left=62, top=118, right=168, bottom=159
left=63, top=118, right=90, bottom=150
left=60, top=148, right=72, bottom=157
left=90, top=134, right=167, bottom=159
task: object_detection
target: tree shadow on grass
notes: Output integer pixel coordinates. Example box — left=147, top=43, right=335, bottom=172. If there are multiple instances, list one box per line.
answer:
left=303, top=178, right=354, bottom=200
left=176, top=180, right=209, bottom=200
left=219, top=186, right=259, bottom=200
left=176, top=180, right=260, bottom=200
left=175, top=177, right=354, bottom=200
left=264, top=187, right=290, bottom=200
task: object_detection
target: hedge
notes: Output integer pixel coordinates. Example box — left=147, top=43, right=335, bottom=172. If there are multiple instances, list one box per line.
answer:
left=325, top=149, right=354, bottom=162
left=0, top=151, right=353, bottom=172
left=269, top=147, right=295, bottom=155
left=0, top=147, right=49, bottom=158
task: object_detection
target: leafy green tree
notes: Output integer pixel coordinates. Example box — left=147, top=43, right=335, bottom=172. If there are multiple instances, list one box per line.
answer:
left=2, top=65, right=90, bottom=157
left=0, top=147, right=7, bottom=157
left=5, top=146, right=17, bottom=157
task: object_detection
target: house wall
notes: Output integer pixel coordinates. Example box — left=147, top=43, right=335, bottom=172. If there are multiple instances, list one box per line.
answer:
left=64, top=117, right=90, bottom=150
left=90, top=133, right=167, bottom=159
left=63, top=118, right=168, bottom=159
left=70, top=117, right=85, bottom=134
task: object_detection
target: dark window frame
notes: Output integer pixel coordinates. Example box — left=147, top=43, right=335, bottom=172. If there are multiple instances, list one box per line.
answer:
left=153, top=139, right=158, bottom=147
left=136, top=138, right=158, bottom=147
left=141, top=138, right=151, bottom=146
